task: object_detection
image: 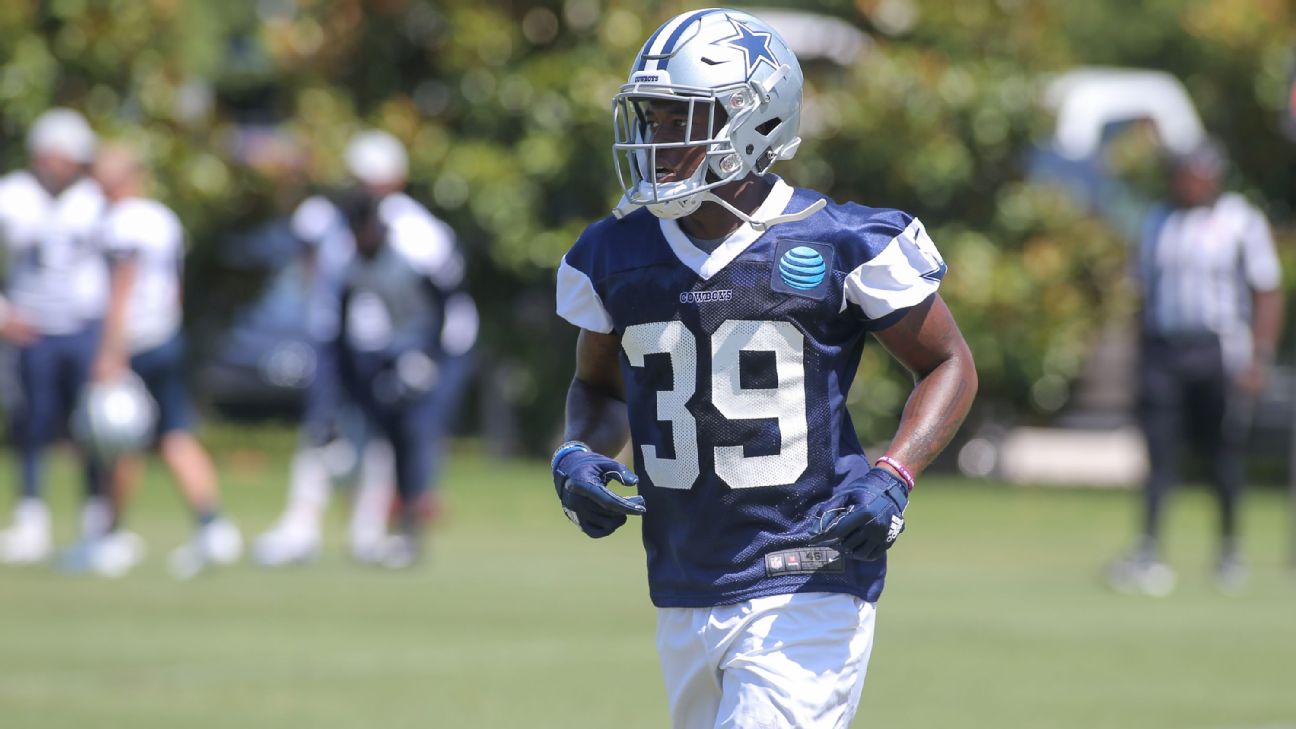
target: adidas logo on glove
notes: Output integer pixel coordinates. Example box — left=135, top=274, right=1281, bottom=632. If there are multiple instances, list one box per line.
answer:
left=886, top=514, right=904, bottom=544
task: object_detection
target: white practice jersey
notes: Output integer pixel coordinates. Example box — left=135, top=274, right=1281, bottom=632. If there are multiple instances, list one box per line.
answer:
left=98, top=197, right=185, bottom=353
left=291, top=192, right=475, bottom=354
left=0, top=172, right=107, bottom=334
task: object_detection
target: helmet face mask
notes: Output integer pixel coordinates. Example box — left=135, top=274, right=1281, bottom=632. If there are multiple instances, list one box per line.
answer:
left=614, top=90, right=735, bottom=218
left=612, top=9, right=804, bottom=221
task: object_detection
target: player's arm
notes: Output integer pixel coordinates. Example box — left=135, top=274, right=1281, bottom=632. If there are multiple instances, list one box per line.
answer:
left=552, top=329, right=644, bottom=539
left=871, top=293, right=978, bottom=479
left=93, top=252, right=139, bottom=381
left=333, top=281, right=354, bottom=376
left=418, top=257, right=477, bottom=359
left=0, top=219, right=36, bottom=345
left=565, top=329, right=630, bottom=454
left=1249, top=286, right=1280, bottom=370
left=0, top=292, right=35, bottom=344
left=1238, top=212, right=1285, bottom=396
left=811, top=293, right=976, bottom=560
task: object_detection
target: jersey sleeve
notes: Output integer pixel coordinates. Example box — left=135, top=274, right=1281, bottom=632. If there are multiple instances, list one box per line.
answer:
left=101, top=202, right=178, bottom=261
left=839, top=215, right=946, bottom=328
left=0, top=173, right=45, bottom=251
left=555, top=251, right=614, bottom=334
left=441, top=291, right=479, bottom=356
left=1240, top=205, right=1281, bottom=292
left=388, top=210, right=465, bottom=292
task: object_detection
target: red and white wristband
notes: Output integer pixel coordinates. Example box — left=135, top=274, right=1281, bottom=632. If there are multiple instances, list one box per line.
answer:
left=875, top=455, right=915, bottom=492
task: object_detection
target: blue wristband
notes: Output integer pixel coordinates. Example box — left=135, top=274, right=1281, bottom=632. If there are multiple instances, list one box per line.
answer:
left=551, top=440, right=592, bottom=471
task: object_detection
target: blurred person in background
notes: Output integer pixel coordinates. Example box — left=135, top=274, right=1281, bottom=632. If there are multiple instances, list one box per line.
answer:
left=328, top=185, right=473, bottom=568
left=71, top=143, right=242, bottom=578
left=253, top=130, right=476, bottom=568
left=1107, top=140, right=1284, bottom=595
left=0, top=108, right=112, bottom=564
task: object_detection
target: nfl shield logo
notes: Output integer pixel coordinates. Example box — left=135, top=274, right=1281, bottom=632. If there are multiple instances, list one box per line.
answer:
left=769, top=555, right=784, bottom=570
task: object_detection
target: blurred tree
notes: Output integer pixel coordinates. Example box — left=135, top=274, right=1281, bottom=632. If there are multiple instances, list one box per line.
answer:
left=1, top=0, right=1291, bottom=452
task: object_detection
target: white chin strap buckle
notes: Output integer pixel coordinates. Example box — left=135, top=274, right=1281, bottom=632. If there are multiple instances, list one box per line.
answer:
left=612, top=194, right=642, bottom=220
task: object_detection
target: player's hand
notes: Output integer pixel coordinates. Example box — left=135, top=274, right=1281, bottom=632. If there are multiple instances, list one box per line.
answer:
left=395, top=350, right=438, bottom=394
left=373, top=351, right=439, bottom=405
left=552, top=442, right=645, bottom=539
left=0, top=312, right=36, bottom=346
left=1235, top=361, right=1270, bottom=398
left=808, top=467, right=909, bottom=561
left=91, top=351, right=129, bottom=383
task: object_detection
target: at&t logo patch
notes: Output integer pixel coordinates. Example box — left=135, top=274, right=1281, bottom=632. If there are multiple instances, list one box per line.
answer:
left=770, top=239, right=835, bottom=299
left=779, top=246, right=826, bottom=289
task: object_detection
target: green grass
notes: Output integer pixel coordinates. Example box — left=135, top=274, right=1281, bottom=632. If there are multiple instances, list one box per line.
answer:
left=2, top=438, right=1295, bottom=729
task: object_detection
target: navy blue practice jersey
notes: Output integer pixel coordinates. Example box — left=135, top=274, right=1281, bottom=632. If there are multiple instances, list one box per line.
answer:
left=556, top=178, right=946, bottom=608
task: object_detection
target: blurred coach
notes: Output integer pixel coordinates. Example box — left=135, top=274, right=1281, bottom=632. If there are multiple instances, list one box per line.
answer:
left=1109, top=141, right=1284, bottom=595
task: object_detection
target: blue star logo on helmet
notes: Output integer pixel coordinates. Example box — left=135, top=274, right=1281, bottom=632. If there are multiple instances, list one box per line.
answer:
left=778, top=246, right=827, bottom=290
left=714, top=17, right=778, bottom=79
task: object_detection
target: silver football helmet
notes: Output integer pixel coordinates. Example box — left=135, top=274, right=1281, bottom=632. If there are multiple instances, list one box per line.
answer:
left=72, top=374, right=158, bottom=463
left=612, top=8, right=819, bottom=229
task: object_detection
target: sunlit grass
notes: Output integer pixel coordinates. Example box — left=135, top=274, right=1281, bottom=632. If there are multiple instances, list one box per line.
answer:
left=1, top=439, right=1293, bottom=728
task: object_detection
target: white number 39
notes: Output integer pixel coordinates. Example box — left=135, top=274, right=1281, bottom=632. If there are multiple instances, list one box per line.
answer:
left=621, top=319, right=808, bottom=491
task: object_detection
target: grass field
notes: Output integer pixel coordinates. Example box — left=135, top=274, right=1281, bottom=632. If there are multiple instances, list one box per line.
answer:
left=2, top=436, right=1295, bottom=729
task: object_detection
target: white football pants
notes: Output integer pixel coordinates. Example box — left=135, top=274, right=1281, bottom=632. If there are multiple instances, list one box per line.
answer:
left=656, top=592, right=876, bottom=729
left=279, top=439, right=393, bottom=547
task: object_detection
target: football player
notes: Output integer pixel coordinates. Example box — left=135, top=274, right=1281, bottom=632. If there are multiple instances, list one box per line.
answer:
left=328, top=187, right=473, bottom=567
left=0, top=109, right=112, bottom=564
left=254, top=131, right=476, bottom=567
left=79, top=143, right=242, bottom=578
left=551, top=10, right=977, bottom=728
left=253, top=132, right=397, bottom=566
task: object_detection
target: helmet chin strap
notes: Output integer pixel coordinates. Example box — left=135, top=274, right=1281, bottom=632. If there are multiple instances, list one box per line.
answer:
left=611, top=194, right=696, bottom=220
left=613, top=190, right=826, bottom=231
left=698, top=191, right=827, bottom=232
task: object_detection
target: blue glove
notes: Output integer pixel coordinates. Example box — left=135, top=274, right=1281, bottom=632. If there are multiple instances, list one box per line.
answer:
left=807, top=467, right=909, bottom=561
left=551, top=441, right=646, bottom=538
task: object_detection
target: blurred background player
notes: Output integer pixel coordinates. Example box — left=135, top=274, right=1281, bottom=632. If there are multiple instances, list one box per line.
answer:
left=331, top=187, right=473, bottom=567
left=75, top=143, right=242, bottom=578
left=253, top=130, right=404, bottom=565
left=1106, top=141, right=1284, bottom=595
left=253, top=130, right=476, bottom=567
left=0, top=108, right=111, bottom=564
